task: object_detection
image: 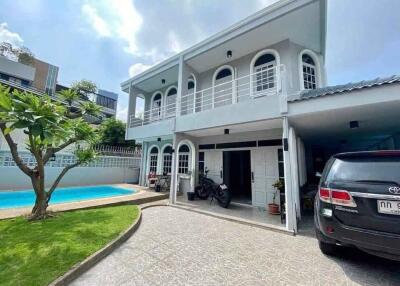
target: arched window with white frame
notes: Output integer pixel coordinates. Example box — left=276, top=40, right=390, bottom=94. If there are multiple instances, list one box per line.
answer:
left=299, top=51, right=320, bottom=89
left=162, top=145, right=173, bottom=174
left=151, top=92, right=163, bottom=121
left=251, top=52, right=277, bottom=96
left=212, top=66, right=234, bottom=109
left=165, top=86, right=177, bottom=118
left=148, top=146, right=159, bottom=174
left=178, top=144, right=190, bottom=174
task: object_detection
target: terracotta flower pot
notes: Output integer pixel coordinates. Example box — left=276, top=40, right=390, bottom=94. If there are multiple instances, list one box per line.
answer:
left=268, top=203, right=280, bottom=215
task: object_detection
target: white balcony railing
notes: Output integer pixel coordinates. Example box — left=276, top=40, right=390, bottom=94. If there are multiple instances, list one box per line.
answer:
left=129, top=64, right=284, bottom=128
left=129, top=101, right=177, bottom=128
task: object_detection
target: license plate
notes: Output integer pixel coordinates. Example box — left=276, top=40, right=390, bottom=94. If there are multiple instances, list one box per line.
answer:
left=377, top=200, right=400, bottom=215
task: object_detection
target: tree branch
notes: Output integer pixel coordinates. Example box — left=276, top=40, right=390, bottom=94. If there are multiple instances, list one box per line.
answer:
left=43, top=138, right=77, bottom=164
left=0, top=123, right=33, bottom=176
left=46, top=161, right=81, bottom=199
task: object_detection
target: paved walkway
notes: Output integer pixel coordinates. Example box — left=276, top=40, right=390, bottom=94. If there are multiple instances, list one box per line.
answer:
left=72, top=206, right=400, bottom=286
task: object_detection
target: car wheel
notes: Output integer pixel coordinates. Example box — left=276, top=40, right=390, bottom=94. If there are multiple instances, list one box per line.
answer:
left=318, top=240, right=338, bottom=256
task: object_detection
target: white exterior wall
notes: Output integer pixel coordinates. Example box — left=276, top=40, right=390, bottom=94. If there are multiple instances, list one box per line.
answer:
left=0, top=166, right=138, bottom=191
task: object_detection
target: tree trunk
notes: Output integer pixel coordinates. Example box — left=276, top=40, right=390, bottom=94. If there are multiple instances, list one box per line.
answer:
left=30, top=195, right=48, bottom=220
left=29, top=177, right=48, bottom=220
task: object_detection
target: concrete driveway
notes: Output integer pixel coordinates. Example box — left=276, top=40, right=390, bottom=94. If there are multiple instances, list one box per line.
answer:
left=72, top=206, right=400, bottom=286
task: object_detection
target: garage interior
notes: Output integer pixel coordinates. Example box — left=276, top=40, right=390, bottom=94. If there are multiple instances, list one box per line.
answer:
left=290, top=99, right=400, bottom=216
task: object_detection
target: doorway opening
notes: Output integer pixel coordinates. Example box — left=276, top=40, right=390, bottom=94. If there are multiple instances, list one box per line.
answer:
left=223, top=150, right=252, bottom=204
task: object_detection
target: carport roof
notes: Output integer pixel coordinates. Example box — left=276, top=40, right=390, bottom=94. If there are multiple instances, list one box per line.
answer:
left=288, top=75, right=400, bottom=102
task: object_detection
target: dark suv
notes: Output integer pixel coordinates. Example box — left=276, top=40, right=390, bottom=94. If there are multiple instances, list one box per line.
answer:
left=315, top=151, right=400, bottom=261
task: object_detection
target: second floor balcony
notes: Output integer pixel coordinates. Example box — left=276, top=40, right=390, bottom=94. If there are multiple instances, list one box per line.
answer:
left=129, top=64, right=285, bottom=129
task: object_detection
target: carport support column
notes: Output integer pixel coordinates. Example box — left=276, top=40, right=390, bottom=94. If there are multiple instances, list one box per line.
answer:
left=282, top=117, right=297, bottom=233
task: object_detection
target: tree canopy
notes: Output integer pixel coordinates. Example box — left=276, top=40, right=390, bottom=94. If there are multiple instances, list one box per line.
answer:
left=98, top=118, right=134, bottom=147
left=70, top=79, right=97, bottom=101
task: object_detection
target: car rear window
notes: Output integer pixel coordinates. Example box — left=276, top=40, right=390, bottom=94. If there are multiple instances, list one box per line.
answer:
left=326, top=157, right=400, bottom=183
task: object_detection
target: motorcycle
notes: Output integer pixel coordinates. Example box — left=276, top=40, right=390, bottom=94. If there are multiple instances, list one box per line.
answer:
left=195, top=169, right=231, bottom=208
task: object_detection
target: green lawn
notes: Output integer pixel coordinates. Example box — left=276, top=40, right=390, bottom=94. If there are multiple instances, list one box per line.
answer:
left=0, top=205, right=140, bottom=286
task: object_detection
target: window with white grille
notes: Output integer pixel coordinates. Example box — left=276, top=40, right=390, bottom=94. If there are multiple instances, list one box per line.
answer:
left=302, top=54, right=317, bottom=90
left=253, top=53, right=276, bottom=96
left=162, top=146, right=172, bottom=174
left=149, top=146, right=159, bottom=173
left=178, top=144, right=190, bottom=174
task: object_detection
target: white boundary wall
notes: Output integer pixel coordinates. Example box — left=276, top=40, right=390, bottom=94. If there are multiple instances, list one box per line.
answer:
left=0, top=151, right=141, bottom=190
left=0, top=166, right=140, bottom=190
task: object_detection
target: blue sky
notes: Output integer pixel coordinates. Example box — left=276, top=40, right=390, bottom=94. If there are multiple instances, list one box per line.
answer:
left=0, top=0, right=399, bottom=121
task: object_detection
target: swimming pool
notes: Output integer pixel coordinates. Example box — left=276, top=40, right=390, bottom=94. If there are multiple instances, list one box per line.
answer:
left=0, top=185, right=137, bottom=209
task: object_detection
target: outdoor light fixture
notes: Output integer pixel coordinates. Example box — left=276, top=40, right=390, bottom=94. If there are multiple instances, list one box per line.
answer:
left=161, top=79, right=166, bottom=85
left=226, top=50, right=232, bottom=58
left=349, top=120, right=359, bottom=129
left=157, top=137, right=161, bottom=142
left=50, top=154, right=56, bottom=162
left=224, top=129, right=229, bottom=135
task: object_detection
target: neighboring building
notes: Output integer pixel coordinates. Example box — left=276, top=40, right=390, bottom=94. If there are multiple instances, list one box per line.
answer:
left=32, top=58, right=59, bottom=96
left=121, top=0, right=400, bottom=233
left=0, top=56, right=35, bottom=88
left=0, top=55, right=59, bottom=96
left=96, top=89, right=118, bottom=118
left=0, top=56, right=118, bottom=150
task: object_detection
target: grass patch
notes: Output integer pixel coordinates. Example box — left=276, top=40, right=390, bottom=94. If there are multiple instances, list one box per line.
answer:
left=0, top=205, right=139, bottom=286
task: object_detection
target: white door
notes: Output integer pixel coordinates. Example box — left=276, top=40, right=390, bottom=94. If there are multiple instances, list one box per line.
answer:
left=251, top=148, right=280, bottom=207
left=204, top=150, right=223, bottom=184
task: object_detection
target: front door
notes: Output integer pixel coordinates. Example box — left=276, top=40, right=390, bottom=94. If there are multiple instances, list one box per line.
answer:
left=251, top=148, right=280, bottom=207
left=204, top=150, right=223, bottom=184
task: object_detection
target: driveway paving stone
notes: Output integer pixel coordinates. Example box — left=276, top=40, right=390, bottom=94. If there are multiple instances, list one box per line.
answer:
left=71, top=206, right=400, bottom=286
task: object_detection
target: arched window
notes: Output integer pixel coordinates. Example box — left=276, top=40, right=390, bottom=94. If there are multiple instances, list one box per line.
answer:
left=301, top=53, right=317, bottom=90
left=253, top=53, right=276, bottom=95
left=165, top=86, right=177, bottom=118
left=162, top=145, right=172, bottom=174
left=178, top=144, right=190, bottom=174
left=213, top=65, right=234, bottom=109
left=151, top=92, right=162, bottom=120
left=149, top=146, right=159, bottom=173
left=188, top=80, right=195, bottom=90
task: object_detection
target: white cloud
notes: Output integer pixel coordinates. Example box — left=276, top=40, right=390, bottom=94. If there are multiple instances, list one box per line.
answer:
left=129, top=62, right=152, bottom=77
left=81, top=4, right=111, bottom=37
left=0, top=23, right=23, bottom=46
left=116, top=105, right=128, bottom=122
left=167, top=31, right=183, bottom=54
left=81, top=0, right=143, bottom=54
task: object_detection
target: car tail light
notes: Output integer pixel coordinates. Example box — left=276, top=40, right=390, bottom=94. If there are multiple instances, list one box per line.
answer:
left=319, top=187, right=357, bottom=207
left=319, top=188, right=331, bottom=203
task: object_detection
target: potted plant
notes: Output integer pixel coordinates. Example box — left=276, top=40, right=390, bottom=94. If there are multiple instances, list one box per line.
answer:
left=269, top=179, right=284, bottom=215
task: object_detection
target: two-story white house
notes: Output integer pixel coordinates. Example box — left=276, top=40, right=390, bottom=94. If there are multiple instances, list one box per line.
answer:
left=121, top=0, right=400, bottom=233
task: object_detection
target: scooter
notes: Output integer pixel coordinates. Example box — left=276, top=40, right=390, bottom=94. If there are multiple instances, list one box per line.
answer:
left=195, top=169, right=231, bottom=208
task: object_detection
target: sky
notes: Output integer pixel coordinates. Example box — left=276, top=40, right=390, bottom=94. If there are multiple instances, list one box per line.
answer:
left=0, top=0, right=399, bottom=122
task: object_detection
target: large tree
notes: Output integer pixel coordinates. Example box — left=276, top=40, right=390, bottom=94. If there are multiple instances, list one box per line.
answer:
left=0, top=84, right=99, bottom=220
left=0, top=42, right=35, bottom=66
left=98, top=118, right=134, bottom=147
left=70, top=79, right=97, bottom=101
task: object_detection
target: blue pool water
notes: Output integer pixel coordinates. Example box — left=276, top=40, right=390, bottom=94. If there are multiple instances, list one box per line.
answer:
left=0, top=185, right=136, bottom=209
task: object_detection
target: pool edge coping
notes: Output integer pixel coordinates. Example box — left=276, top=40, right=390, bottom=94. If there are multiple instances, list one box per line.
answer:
left=49, top=206, right=143, bottom=286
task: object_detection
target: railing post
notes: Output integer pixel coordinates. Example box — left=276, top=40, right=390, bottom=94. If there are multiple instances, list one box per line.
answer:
left=232, top=70, right=237, bottom=104
left=192, top=91, right=196, bottom=114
